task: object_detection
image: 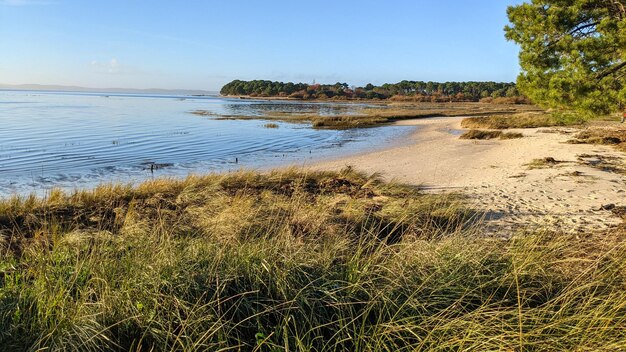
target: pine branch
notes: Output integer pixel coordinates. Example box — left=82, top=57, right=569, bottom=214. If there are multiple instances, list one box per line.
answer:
left=596, top=61, right=626, bottom=80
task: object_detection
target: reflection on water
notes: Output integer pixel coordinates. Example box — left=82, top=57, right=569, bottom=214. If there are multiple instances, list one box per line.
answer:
left=214, top=100, right=375, bottom=117
left=0, top=91, right=412, bottom=197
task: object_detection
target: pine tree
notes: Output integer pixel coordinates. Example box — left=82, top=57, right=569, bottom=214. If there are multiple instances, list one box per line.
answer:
left=505, top=0, right=626, bottom=115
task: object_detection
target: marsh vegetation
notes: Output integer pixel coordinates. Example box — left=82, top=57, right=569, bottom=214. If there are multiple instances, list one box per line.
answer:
left=194, top=102, right=543, bottom=129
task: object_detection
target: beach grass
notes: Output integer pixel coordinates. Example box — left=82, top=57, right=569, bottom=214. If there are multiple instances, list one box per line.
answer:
left=568, top=125, right=626, bottom=152
left=1, top=168, right=625, bottom=351
left=524, top=157, right=567, bottom=170
left=460, top=111, right=585, bottom=130
left=460, top=129, right=524, bottom=140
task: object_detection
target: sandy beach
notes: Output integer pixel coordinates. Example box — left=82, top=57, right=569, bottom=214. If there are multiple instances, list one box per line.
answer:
left=313, top=117, right=626, bottom=235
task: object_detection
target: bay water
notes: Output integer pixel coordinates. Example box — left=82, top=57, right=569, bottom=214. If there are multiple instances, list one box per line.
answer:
left=0, top=90, right=412, bottom=197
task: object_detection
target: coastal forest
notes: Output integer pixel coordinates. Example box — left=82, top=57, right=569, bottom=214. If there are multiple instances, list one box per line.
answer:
left=220, top=79, right=527, bottom=103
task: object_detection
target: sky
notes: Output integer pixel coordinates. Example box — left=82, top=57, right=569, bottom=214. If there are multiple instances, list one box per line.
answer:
left=0, top=0, right=525, bottom=91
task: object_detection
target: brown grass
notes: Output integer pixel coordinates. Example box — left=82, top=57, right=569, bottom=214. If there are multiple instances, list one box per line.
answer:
left=460, top=129, right=524, bottom=140
left=525, top=157, right=568, bottom=170
left=0, top=168, right=472, bottom=254
left=568, top=126, right=626, bottom=152
left=576, top=153, right=626, bottom=174
left=460, top=112, right=583, bottom=129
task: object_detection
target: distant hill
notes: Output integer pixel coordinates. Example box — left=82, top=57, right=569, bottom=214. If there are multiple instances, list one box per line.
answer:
left=0, top=83, right=218, bottom=96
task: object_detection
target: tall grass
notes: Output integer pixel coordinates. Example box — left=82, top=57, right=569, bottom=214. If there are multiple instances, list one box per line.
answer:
left=1, top=168, right=625, bottom=351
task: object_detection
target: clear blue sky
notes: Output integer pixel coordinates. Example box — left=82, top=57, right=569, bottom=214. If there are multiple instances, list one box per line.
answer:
left=1, top=0, right=524, bottom=91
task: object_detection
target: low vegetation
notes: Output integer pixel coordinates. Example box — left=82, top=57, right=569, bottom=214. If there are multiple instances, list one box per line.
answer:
left=460, top=129, right=523, bottom=140
left=1, top=168, right=625, bottom=351
left=525, top=157, right=567, bottom=169
left=577, top=154, right=626, bottom=175
left=194, top=102, right=542, bottom=129
left=568, top=126, right=626, bottom=152
left=460, top=111, right=585, bottom=130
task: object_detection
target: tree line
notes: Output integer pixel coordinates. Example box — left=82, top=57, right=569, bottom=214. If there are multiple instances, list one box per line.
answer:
left=220, top=80, right=528, bottom=103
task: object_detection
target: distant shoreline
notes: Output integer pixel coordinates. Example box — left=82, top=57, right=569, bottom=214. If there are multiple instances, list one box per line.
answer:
left=221, top=94, right=532, bottom=106
left=221, top=94, right=388, bottom=104
left=0, top=84, right=217, bottom=96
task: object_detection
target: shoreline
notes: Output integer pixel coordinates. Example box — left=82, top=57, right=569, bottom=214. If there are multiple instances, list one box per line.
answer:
left=222, top=94, right=390, bottom=104
left=311, top=116, right=626, bottom=235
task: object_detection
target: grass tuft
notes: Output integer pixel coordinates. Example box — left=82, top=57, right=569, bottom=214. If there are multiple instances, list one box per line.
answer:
left=525, top=157, right=567, bottom=169
left=460, top=129, right=524, bottom=140
left=568, top=126, right=626, bottom=152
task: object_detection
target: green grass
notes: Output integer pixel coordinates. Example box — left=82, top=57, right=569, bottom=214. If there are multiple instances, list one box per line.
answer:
left=1, top=168, right=625, bottom=351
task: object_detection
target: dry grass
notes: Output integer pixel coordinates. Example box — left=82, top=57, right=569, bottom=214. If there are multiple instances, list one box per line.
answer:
left=525, top=157, right=568, bottom=170
left=460, top=129, right=524, bottom=140
left=499, top=131, right=525, bottom=139
left=460, top=111, right=584, bottom=130
left=576, top=153, right=626, bottom=175
left=1, top=168, right=625, bottom=351
left=193, top=102, right=542, bottom=129
left=0, top=168, right=472, bottom=253
left=568, top=126, right=626, bottom=152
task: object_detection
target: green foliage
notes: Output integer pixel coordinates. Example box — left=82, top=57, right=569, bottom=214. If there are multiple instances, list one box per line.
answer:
left=505, top=0, right=626, bottom=115
left=220, top=79, right=523, bottom=102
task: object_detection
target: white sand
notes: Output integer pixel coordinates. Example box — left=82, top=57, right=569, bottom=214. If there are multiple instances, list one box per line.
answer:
left=312, top=117, right=626, bottom=235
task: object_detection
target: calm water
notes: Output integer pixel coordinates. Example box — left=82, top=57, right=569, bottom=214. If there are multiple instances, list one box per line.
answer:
left=0, top=90, right=412, bottom=197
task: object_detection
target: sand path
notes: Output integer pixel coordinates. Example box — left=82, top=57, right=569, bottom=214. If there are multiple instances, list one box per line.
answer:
left=312, top=117, right=626, bottom=236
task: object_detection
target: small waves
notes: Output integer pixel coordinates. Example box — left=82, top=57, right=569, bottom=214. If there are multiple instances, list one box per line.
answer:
left=0, top=91, right=413, bottom=197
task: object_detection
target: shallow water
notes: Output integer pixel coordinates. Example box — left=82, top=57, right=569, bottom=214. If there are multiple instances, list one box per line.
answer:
left=0, top=90, right=412, bottom=197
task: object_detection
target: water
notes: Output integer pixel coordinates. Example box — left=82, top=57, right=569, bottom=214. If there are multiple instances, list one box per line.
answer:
left=0, top=90, right=413, bottom=197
